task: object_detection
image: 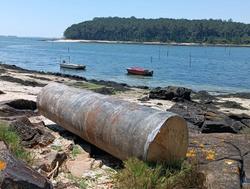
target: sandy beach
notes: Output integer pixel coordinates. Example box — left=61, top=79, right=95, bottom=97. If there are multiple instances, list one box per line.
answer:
left=50, top=38, right=250, bottom=47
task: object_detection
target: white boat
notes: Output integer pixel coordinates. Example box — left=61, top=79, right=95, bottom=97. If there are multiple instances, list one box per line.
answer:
left=60, top=55, right=86, bottom=70
left=60, top=63, right=86, bottom=70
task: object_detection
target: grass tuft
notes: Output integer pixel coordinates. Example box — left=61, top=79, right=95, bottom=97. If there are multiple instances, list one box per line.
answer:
left=113, top=158, right=204, bottom=189
left=71, top=145, right=82, bottom=158
left=0, top=122, right=33, bottom=164
left=67, top=174, right=88, bottom=189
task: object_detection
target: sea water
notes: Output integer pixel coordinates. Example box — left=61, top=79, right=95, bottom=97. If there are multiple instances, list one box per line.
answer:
left=0, top=36, right=250, bottom=93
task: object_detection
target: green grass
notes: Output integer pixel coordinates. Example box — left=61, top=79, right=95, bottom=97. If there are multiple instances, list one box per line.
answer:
left=68, top=81, right=116, bottom=95
left=69, top=81, right=104, bottom=90
left=0, top=122, right=33, bottom=164
left=240, top=127, right=250, bottom=134
left=71, top=145, right=82, bottom=158
left=51, top=145, right=63, bottom=152
left=113, top=158, right=203, bottom=189
left=67, top=174, right=88, bottom=189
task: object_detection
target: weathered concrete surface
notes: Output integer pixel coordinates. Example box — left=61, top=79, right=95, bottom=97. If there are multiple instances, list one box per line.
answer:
left=188, top=133, right=250, bottom=189
left=0, top=141, right=53, bottom=189
left=37, top=83, right=188, bottom=163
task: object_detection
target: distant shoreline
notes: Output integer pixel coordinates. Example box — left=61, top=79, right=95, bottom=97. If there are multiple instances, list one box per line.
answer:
left=49, top=39, right=250, bottom=47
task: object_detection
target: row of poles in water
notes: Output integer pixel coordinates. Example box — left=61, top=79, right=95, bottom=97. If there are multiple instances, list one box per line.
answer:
left=150, top=46, right=236, bottom=67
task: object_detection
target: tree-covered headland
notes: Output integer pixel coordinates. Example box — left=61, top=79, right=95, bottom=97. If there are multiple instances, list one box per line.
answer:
left=64, top=17, right=250, bottom=44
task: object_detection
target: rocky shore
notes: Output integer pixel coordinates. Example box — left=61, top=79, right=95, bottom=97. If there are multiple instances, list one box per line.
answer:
left=0, top=63, right=250, bottom=189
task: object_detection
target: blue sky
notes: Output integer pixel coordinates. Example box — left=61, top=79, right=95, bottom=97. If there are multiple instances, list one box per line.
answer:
left=1, top=0, right=250, bottom=38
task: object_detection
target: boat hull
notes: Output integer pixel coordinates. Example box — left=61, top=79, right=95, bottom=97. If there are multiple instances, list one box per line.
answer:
left=60, top=63, right=86, bottom=70
left=127, top=68, right=153, bottom=76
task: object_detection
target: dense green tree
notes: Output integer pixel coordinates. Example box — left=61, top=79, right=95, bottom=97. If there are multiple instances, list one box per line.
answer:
left=64, top=17, right=250, bottom=44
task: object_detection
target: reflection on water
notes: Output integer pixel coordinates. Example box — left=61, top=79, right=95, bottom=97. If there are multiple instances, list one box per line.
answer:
left=60, top=67, right=86, bottom=75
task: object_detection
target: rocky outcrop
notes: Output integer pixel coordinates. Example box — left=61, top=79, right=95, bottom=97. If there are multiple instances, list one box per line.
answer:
left=219, top=92, right=250, bottom=99
left=10, top=117, right=55, bottom=148
left=0, top=99, right=38, bottom=121
left=36, top=150, right=67, bottom=179
left=188, top=133, right=250, bottom=189
left=6, top=99, right=37, bottom=111
left=191, top=90, right=217, bottom=104
left=0, top=141, right=53, bottom=189
left=93, top=87, right=115, bottom=95
left=168, top=101, right=250, bottom=133
left=0, top=99, right=55, bottom=148
left=0, top=104, right=35, bottom=120
left=0, top=75, right=46, bottom=87
left=149, top=86, right=192, bottom=101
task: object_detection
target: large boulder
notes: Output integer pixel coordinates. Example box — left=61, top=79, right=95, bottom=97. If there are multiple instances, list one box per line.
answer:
left=168, top=101, right=205, bottom=128
left=149, top=86, right=192, bottom=101
left=0, top=141, right=53, bottom=189
left=201, top=120, right=245, bottom=133
left=191, top=90, right=217, bottom=104
left=168, top=101, right=249, bottom=133
left=10, top=117, right=55, bottom=148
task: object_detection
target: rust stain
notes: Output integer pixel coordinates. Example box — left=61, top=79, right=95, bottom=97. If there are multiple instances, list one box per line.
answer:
left=86, top=105, right=102, bottom=141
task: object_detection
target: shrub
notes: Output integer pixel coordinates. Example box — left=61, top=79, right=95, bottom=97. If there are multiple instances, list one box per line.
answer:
left=113, top=158, right=204, bottom=189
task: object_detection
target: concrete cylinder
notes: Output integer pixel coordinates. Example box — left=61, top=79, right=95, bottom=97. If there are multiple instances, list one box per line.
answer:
left=37, top=83, right=188, bottom=162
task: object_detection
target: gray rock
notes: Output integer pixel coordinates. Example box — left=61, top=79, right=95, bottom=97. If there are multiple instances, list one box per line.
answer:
left=6, top=99, right=37, bottom=111
left=36, top=151, right=67, bottom=178
left=241, top=119, right=250, bottom=128
left=10, top=117, right=55, bottom=148
left=169, top=101, right=249, bottom=133
left=192, top=90, right=217, bottom=104
left=168, top=101, right=205, bottom=128
left=0, top=141, right=53, bottom=189
left=189, top=133, right=250, bottom=189
left=243, top=153, right=250, bottom=189
left=149, top=86, right=192, bottom=101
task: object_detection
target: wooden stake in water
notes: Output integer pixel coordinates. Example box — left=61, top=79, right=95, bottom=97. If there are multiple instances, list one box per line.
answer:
left=158, top=47, right=161, bottom=60
left=189, top=53, right=192, bottom=67
left=150, top=56, right=153, bottom=63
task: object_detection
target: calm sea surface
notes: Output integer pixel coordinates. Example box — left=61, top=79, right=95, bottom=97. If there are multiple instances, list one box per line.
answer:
left=0, top=36, right=250, bottom=93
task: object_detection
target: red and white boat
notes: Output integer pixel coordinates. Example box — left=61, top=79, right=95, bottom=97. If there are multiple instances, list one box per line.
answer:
left=127, top=67, right=153, bottom=76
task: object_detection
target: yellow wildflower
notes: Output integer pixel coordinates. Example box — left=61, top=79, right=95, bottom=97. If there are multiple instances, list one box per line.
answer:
left=186, top=149, right=196, bottom=158
left=0, top=160, right=6, bottom=171
left=199, top=144, right=204, bottom=148
left=205, top=150, right=216, bottom=160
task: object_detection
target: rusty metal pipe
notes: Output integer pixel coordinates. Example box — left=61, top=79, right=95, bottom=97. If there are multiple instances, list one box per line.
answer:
left=37, top=83, right=188, bottom=162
